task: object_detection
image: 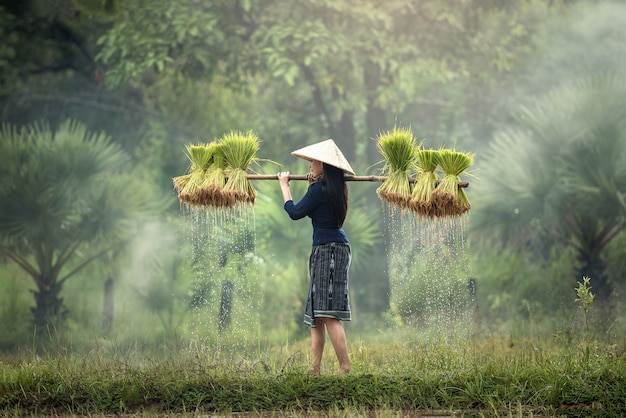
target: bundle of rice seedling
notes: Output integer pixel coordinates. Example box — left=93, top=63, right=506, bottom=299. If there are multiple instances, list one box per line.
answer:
left=375, top=126, right=419, bottom=209
left=409, top=148, right=440, bottom=218
left=196, top=142, right=227, bottom=207
left=220, top=130, right=261, bottom=207
left=173, top=143, right=216, bottom=207
left=430, top=149, right=474, bottom=217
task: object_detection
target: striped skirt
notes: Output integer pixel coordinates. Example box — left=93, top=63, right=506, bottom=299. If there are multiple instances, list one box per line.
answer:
left=304, top=242, right=352, bottom=327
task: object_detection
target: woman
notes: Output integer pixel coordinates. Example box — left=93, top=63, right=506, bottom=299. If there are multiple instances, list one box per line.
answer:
left=277, top=139, right=355, bottom=375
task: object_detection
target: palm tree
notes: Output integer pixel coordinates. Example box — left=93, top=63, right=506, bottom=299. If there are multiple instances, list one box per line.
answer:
left=473, top=75, right=626, bottom=302
left=0, top=119, right=160, bottom=333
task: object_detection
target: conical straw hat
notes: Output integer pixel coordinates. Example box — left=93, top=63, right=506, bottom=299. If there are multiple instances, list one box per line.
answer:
left=291, top=139, right=355, bottom=175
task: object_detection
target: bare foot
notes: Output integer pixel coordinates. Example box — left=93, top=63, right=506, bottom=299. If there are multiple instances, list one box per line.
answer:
left=336, top=367, right=351, bottom=375
left=307, top=366, right=321, bottom=376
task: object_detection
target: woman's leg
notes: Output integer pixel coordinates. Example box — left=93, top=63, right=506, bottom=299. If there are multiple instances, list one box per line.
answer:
left=323, top=318, right=351, bottom=373
left=309, top=321, right=325, bottom=374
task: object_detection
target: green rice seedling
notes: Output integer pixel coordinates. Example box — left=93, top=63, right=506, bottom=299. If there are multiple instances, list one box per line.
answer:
left=188, top=143, right=214, bottom=171
left=173, top=143, right=207, bottom=194
left=409, top=148, right=440, bottom=218
left=173, top=144, right=210, bottom=205
left=431, top=149, right=474, bottom=217
left=197, top=142, right=227, bottom=207
left=221, top=130, right=261, bottom=207
left=172, top=173, right=191, bottom=195
left=375, top=126, right=420, bottom=209
left=174, top=143, right=218, bottom=208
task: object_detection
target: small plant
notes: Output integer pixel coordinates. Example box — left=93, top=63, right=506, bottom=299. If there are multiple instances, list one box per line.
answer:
left=575, top=276, right=595, bottom=335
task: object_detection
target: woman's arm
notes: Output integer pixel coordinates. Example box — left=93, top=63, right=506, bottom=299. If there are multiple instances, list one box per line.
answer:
left=283, top=182, right=323, bottom=220
left=278, top=171, right=292, bottom=203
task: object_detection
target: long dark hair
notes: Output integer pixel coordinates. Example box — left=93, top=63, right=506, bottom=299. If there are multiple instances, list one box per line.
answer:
left=321, top=163, right=348, bottom=227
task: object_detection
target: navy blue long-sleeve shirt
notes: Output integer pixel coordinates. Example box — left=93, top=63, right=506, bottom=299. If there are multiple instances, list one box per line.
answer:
left=284, top=182, right=349, bottom=246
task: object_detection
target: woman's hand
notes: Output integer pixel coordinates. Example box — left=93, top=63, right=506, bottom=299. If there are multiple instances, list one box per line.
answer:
left=278, top=171, right=290, bottom=187
left=306, top=173, right=321, bottom=185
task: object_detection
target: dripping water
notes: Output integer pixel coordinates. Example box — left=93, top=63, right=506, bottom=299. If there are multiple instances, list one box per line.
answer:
left=386, top=204, right=473, bottom=343
left=182, top=204, right=261, bottom=358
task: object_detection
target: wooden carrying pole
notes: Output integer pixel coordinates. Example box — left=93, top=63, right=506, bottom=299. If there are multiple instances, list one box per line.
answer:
left=245, top=174, right=469, bottom=188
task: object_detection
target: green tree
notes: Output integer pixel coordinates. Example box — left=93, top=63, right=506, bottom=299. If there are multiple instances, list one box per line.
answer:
left=0, top=0, right=156, bottom=155
left=473, top=75, right=626, bottom=304
left=0, top=0, right=102, bottom=95
left=0, top=119, right=160, bottom=332
left=95, top=0, right=547, bottom=316
left=96, top=0, right=542, bottom=163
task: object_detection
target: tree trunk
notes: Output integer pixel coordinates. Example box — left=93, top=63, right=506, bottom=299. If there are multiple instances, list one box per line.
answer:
left=218, top=280, right=234, bottom=332
left=468, top=278, right=481, bottom=332
left=31, top=279, right=67, bottom=333
left=579, top=252, right=612, bottom=303
left=102, top=277, right=114, bottom=333
left=364, top=59, right=388, bottom=166
left=365, top=105, right=387, bottom=166
left=337, top=109, right=357, bottom=162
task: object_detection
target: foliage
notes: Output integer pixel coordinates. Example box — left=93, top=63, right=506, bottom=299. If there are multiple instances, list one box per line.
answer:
left=468, top=238, right=579, bottom=334
left=503, top=1, right=626, bottom=112
left=0, top=0, right=159, bottom=159
left=0, top=119, right=162, bottom=333
left=4, top=0, right=626, bottom=351
left=0, top=0, right=106, bottom=94
left=95, top=1, right=250, bottom=89
left=472, top=74, right=626, bottom=304
left=95, top=0, right=543, bottom=163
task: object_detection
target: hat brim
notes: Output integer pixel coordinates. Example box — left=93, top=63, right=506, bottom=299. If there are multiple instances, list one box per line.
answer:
left=291, top=139, right=355, bottom=175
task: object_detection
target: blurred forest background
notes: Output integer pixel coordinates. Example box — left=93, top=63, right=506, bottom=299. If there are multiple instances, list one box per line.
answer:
left=1, top=0, right=625, bottom=353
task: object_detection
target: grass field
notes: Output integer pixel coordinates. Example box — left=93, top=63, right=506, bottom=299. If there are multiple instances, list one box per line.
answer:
left=1, top=332, right=625, bottom=417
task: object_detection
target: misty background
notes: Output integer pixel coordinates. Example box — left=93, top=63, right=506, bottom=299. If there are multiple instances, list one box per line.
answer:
left=0, top=0, right=625, bottom=353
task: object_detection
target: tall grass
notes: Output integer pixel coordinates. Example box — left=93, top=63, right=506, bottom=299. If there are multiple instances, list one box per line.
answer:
left=1, top=336, right=624, bottom=417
